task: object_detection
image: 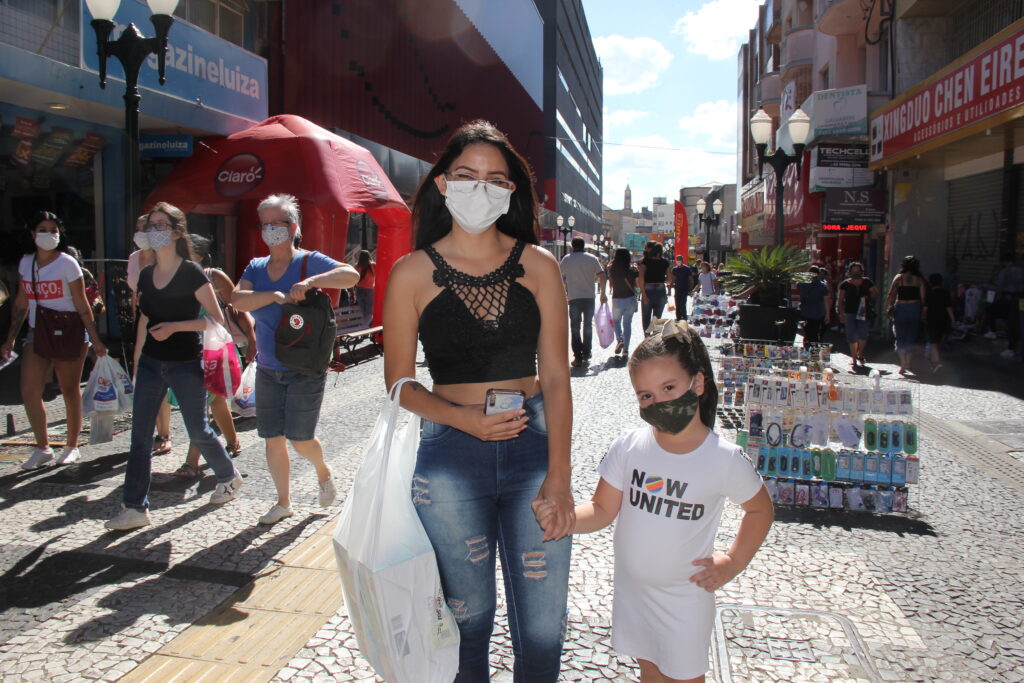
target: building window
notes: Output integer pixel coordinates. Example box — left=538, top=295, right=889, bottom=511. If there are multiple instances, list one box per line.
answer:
left=175, top=0, right=245, bottom=47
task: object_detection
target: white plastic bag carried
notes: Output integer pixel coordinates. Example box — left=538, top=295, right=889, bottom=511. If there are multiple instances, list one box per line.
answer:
left=231, top=362, right=257, bottom=417
left=594, top=302, right=615, bottom=349
left=333, top=377, right=459, bottom=683
left=83, top=356, right=133, bottom=444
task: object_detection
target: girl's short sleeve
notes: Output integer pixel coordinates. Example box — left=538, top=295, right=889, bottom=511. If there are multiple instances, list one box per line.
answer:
left=596, top=434, right=628, bottom=491
left=722, top=446, right=763, bottom=504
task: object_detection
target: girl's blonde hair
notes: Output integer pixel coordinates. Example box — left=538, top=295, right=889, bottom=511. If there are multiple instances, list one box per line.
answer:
left=628, top=321, right=718, bottom=429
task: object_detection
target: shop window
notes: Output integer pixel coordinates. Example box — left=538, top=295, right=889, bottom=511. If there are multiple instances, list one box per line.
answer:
left=174, top=0, right=246, bottom=47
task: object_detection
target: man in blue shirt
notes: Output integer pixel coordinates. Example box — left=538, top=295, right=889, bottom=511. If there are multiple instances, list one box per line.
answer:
left=797, top=266, right=832, bottom=347
left=669, top=254, right=694, bottom=321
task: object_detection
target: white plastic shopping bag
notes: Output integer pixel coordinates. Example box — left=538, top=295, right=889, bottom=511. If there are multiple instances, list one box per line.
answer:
left=83, top=356, right=121, bottom=415
left=594, top=302, right=615, bottom=349
left=89, top=413, right=114, bottom=444
left=231, top=362, right=257, bottom=417
left=333, top=377, right=459, bottom=683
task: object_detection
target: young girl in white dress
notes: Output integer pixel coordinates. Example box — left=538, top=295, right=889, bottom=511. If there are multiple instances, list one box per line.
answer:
left=541, top=319, right=774, bottom=682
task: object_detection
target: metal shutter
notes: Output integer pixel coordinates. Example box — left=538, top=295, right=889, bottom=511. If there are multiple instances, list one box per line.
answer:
left=946, top=169, right=1003, bottom=285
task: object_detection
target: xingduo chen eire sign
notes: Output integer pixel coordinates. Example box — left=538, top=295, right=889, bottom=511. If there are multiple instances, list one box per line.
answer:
left=869, top=18, right=1024, bottom=167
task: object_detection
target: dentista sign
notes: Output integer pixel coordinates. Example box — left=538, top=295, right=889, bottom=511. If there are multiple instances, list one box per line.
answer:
left=215, top=153, right=264, bottom=197
left=870, top=21, right=1024, bottom=165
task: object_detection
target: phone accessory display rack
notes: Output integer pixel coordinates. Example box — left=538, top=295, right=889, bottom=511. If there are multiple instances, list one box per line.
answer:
left=741, top=368, right=921, bottom=515
left=716, top=340, right=833, bottom=407
left=688, top=293, right=740, bottom=344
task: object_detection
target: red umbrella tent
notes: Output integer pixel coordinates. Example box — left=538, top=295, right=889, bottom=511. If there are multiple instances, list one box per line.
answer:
left=144, top=115, right=412, bottom=326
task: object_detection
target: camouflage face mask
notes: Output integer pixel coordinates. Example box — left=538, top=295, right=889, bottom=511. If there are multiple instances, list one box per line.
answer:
left=639, top=378, right=700, bottom=435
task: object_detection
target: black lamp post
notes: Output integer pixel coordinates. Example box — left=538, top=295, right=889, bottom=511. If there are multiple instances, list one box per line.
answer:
left=556, top=215, right=575, bottom=258
left=749, top=107, right=810, bottom=247
left=87, top=0, right=177, bottom=249
left=695, top=193, right=724, bottom=264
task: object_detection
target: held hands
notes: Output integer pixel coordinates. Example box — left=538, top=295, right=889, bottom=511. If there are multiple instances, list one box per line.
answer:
left=148, top=322, right=179, bottom=342
left=689, top=551, right=740, bottom=592
left=531, top=477, right=575, bottom=541
left=453, top=404, right=528, bottom=442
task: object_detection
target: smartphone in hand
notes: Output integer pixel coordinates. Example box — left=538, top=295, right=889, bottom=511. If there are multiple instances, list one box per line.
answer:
left=484, top=388, right=526, bottom=416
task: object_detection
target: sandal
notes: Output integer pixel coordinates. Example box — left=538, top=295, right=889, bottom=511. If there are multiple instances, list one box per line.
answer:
left=171, top=463, right=200, bottom=479
left=152, top=435, right=172, bottom=455
left=226, top=442, right=242, bottom=458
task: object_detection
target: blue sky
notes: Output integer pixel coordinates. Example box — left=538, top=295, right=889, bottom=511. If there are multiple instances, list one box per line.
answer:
left=581, top=0, right=763, bottom=211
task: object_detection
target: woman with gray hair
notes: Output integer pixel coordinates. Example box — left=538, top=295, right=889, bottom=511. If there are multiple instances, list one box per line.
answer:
left=232, top=194, right=359, bottom=525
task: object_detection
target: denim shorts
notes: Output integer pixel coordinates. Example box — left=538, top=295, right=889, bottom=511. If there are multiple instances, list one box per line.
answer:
left=254, top=366, right=327, bottom=441
left=845, top=314, right=870, bottom=343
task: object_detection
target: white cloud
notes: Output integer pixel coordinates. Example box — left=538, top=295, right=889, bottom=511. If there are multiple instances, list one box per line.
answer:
left=592, top=35, right=674, bottom=95
left=678, top=100, right=738, bottom=149
left=673, top=0, right=763, bottom=60
left=602, top=134, right=736, bottom=212
left=606, top=109, right=652, bottom=128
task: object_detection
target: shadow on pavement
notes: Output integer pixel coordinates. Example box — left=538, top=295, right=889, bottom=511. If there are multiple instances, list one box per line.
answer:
left=63, top=514, right=326, bottom=643
left=772, top=506, right=937, bottom=536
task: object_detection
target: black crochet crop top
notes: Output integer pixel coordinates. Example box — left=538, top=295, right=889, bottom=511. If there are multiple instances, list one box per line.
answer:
left=419, top=241, right=541, bottom=385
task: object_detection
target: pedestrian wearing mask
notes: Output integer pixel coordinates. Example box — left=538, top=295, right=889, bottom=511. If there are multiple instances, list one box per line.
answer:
left=383, top=120, right=574, bottom=681
left=669, top=254, right=695, bottom=321
left=836, top=262, right=879, bottom=370
left=639, top=241, right=670, bottom=332
left=232, top=194, right=359, bottom=526
left=608, top=248, right=640, bottom=359
left=797, top=266, right=831, bottom=347
left=884, top=255, right=927, bottom=375
left=2, top=211, right=108, bottom=469
left=106, top=203, right=242, bottom=530
left=127, top=215, right=174, bottom=456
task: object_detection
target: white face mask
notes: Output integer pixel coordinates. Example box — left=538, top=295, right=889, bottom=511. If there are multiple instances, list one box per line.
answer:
left=34, top=232, right=60, bottom=251
left=133, top=232, right=150, bottom=250
left=261, top=224, right=292, bottom=247
left=146, top=230, right=174, bottom=251
left=443, top=180, right=513, bottom=235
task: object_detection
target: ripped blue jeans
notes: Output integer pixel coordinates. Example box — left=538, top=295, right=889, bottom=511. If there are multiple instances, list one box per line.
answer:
left=413, top=392, right=571, bottom=682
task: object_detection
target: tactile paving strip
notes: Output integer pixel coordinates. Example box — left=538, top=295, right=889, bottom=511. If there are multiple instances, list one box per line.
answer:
left=713, top=604, right=882, bottom=683
left=917, top=412, right=1024, bottom=491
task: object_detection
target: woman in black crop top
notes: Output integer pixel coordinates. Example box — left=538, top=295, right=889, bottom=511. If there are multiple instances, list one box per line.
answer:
left=105, top=203, right=242, bottom=531
left=885, top=255, right=927, bottom=375
left=638, top=240, right=670, bottom=332
left=383, top=120, right=573, bottom=680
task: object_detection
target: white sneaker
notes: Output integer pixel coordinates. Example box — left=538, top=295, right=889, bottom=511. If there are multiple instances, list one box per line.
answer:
left=22, top=447, right=55, bottom=470
left=56, top=446, right=80, bottom=465
left=318, top=466, right=337, bottom=507
left=258, top=504, right=294, bottom=525
left=105, top=506, right=151, bottom=531
left=209, top=471, right=244, bottom=505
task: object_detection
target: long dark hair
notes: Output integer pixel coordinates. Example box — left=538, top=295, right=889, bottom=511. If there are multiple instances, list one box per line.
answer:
left=411, top=120, right=539, bottom=250
left=357, top=249, right=374, bottom=277
left=629, top=322, right=718, bottom=430
left=900, top=255, right=921, bottom=277
left=609, top=247, right=634, bottom=278
left=25, top=210, right=72, bottom=255
left=148, top=202, right=194, bottom=261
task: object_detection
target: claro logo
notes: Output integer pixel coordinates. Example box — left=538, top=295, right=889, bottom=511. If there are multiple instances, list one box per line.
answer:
left=215, top=153, right=264, bottom=197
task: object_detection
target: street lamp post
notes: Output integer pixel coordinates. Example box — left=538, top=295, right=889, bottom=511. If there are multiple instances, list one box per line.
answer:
left=556, top=215, right=575, bottom=258
left=87, top=0, right=178, bottom=249
left=749, top=107, right=810, bottom=247
left=695, top=194, right=724, bottom=263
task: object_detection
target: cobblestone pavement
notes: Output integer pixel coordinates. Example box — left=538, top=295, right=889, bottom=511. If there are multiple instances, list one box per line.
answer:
left=1, top=315, right=1023, bottom=681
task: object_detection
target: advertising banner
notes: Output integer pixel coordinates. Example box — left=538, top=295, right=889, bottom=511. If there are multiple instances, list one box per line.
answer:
left=806, top=85, right=868, bottom=143
left=740, top=180, right=765, bottom=232
left=809, top=143, right=872, bottom=192
left=673, top=200, right=689, bottom=263
left=81, top=1, right=268, bottom=123
left=824, top=188, right=887, bottom=224
left=870, top=20, right=1024, bottom=165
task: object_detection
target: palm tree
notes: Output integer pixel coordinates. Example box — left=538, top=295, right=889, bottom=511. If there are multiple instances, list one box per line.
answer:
left=719, top=245, right=813, bottom=307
